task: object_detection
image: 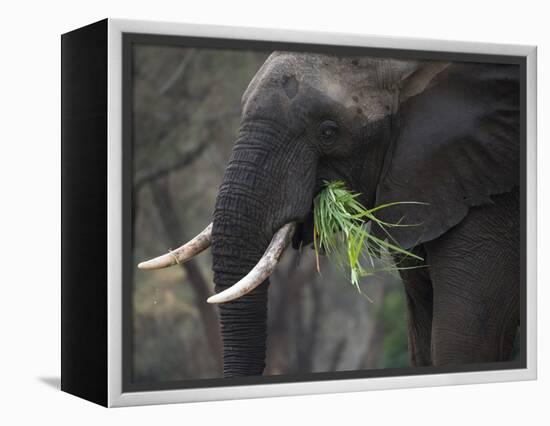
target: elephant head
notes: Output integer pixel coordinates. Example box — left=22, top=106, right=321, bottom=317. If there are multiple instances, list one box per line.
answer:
left=139, top=52, right=519, bottom=376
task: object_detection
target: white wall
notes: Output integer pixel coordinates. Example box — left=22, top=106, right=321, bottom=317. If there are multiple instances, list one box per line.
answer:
left=1, top=0, right=546, bottom=424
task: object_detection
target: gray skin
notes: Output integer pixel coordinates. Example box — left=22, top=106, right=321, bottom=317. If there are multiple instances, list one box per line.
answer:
left=211, top=52, right=520, bottom=376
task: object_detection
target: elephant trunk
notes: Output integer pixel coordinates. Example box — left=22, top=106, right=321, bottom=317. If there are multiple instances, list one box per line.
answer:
left=211, top=170, right=272, bottom=376
left=211, top=121, right=309, bottom=376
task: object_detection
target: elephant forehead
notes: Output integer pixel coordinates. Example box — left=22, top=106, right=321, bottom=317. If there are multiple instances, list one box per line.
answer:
left=318, top=73, right=396, bottom=118
left=269, top=52, right=417, bottom=85
left=245, top=52, right=403, bottom=119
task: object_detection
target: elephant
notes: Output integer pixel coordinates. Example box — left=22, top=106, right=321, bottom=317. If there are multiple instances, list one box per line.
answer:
left=139, top=52, right=520, bottom=377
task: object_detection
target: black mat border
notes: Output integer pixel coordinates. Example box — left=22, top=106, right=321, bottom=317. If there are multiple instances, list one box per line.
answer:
left=61, top=19, right=109, bottom=406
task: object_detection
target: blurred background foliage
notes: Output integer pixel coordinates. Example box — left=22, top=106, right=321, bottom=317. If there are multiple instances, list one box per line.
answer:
left=132, top=44, right=409, bottom=384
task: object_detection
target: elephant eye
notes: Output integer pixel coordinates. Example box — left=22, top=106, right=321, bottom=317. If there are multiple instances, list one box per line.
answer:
left=318, top=120, right=339, bottom=140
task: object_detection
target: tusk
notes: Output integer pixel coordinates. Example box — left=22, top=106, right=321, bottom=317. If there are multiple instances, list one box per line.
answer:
left=207, top=222, right=297, bottom=304
left=137, top=223, right=212, bottom=270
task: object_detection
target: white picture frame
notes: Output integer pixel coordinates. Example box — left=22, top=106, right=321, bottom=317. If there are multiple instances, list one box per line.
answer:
left=61, top=18, right=537, bottom=407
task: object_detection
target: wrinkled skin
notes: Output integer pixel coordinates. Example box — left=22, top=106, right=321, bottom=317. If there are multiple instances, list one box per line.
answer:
left=211, top=52, right=520, bottom=376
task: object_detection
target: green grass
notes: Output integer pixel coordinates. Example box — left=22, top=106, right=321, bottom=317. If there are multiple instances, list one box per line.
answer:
left=313, top=180, right=425, bottom=301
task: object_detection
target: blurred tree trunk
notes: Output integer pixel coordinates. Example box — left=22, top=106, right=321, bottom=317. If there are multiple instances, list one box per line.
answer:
left=151, top=178, right=223, bottom=372
left=361, top=284, right=387, bottom=369
left=328, top=338, right=347, bottom=371
left=265, top=252, right=319, bottom=374
left=295, top=276, right=322, bottom=372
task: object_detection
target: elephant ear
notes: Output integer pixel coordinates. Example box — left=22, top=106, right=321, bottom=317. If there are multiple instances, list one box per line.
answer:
left=373, top=62, right=520, bottom=249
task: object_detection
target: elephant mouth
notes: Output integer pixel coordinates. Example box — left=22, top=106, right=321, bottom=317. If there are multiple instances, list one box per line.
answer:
left=291, top=207, right=316, bottom=250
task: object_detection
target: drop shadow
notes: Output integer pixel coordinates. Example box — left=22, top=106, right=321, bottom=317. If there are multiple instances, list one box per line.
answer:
left=38, top=376, right=61, bottom=390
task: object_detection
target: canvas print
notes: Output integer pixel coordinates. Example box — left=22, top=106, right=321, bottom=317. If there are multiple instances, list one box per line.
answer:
left=129, top=41, right=521, bottom=387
